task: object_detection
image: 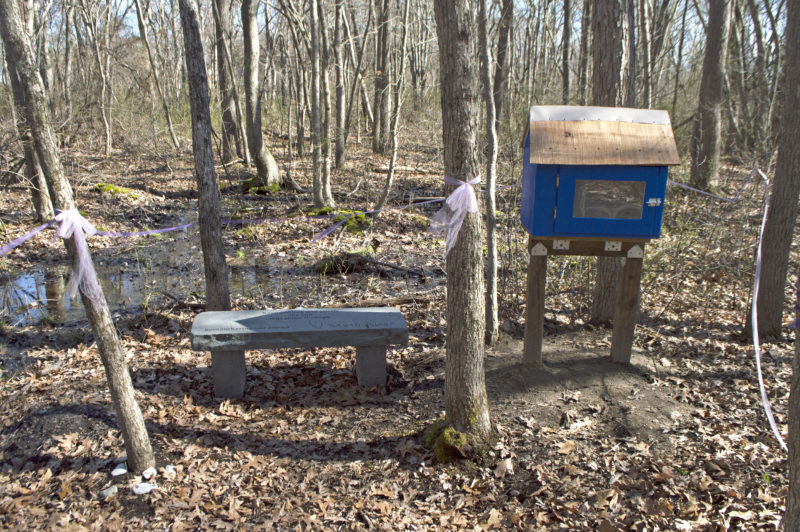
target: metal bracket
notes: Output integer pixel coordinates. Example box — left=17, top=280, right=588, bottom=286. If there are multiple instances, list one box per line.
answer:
left=604, top=241, right=622, bottom=252
left=627, top=245, right=644, bottom=259
left=552, top=239, right=570, bottom=250
left=531, top=243, right=548, bottom=256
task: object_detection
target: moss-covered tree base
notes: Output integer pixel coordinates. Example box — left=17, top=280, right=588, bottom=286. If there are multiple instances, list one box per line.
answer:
left=421, top=418, right=495, bottom=464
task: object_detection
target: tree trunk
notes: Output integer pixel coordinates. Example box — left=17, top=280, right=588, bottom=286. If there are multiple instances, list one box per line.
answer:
left=671, top=0, right=689, bottom=117
left=577, top=0, right=591, bottom=105
left=178, top=0, right=231, bottom=313
left=0, top=0, right=154, bottom=473
left=374, top=0, right=409, bottom=211
left=787, top=271, right=800, bottom=529
left=309, top=0, right=332, bottom=207
left=333, top=0, right=345, bottom=169
left=3, top=28, right=53, bottom=221
left=493, top=0, right=513, bottom=129
left=590, top=0, right=625, bottom=326
left=689, top=0, right=732, bottom=190
left=134, top=0, right=180, bottom=150
left=242, top=0, right=281, bottom=187
left=752, top=0, right=800, bottom=341
left=561, top=0, right=572, bottom=104
left=213, top=0, right=241, bottom=163
left=372, top=0, right=391, bottom=154
left=433, top=0, right=493, bottom=447
left=317, top=1, right=334, bottom=204
left=479, top=0, right=499, bottom=345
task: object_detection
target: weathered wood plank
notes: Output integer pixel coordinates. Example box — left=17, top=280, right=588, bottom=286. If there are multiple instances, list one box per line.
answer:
left=524, top=237, right=546, bottom=366
left=610, top=257, right=643, bottom=363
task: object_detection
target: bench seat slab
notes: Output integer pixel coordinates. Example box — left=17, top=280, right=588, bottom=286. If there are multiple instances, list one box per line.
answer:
left=192, top=308, right=409, bottom=351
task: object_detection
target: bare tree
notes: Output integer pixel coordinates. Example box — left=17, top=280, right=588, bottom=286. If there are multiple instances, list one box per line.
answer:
left=212, top=0, right=242, bottom=163
left=333, top=0, right=345, bottom=169
left=493, top=0, right=513, bottom=128
left=309, top=0, right=334, bottom=207
left=0, top=0, right=155, bottom=473
left=589, top=0, right=625, bottom=326
left=562, top=0, right=572, bottom=104
left=577, top=0, right=591, bottom=105
left=479, top=0, right=499, bottom=345
left=242, top=0, right=281, bottom=188
left=431, top=0, right=493, bottom=456
left=372, top=0, right=391, bottom=153
left=133, top=0, right=180, bottom=149
left=689, top=0, right=732, bottom=190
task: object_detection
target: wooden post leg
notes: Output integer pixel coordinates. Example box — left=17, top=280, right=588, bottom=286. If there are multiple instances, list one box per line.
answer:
left=524, top=238, right=546, bottom=366
left=211, top=350, right=247, bottom=398
left=610, top=257, right=643, bottom=364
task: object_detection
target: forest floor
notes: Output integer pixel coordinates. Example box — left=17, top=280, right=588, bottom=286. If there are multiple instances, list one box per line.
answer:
left=0, top=130, right=795, bottom=530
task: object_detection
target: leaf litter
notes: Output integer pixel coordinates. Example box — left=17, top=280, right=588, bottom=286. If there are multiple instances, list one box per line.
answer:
left=0, top=143, right=794, bottom=529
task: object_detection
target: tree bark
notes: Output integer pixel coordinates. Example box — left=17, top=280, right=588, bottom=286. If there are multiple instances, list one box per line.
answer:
left=178, top=0, right=231, bottom=313
left=561, top=0, right=572, bottom=104
left=493, top=0, right=513, bottom=129
left=212, top=0, right=241, bottom=163
left=787, top=270, right=800, bottom=529
left=590, top=0, right=625, bottom=325
left=242, top=0, right=281, bottom=187
left=333, top=0, right=345, bottom=169
left=689, top=0, right=732, bottom=190
left=752, top=0, right=800, bottom=341
left=0, top=0, right=154, bottom=473
left=309, top=0, right=333, bottom=207
left=434, top=0, right=493, bottom=444
left=134, top=0, right=180, bottom=150
left=3, top=30, right=53, bottom=221
left=577, top=0, right=591, bottom=105
left=317, top=1, right=334, bottom=203
left=372, top=0, right=391, bottom=153
left=479, top=0, right=499, bottom=345
left=374, top=0, right=409, bottom=211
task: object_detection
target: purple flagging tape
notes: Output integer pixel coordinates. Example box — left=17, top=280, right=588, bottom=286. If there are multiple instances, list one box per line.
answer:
left=674, top=168, right=786, bottom=450
left=667, top=167, right=758, bottom=203
left=0, top=219, right=58, bottom=258
left=748, top=173, right=787, bottom=451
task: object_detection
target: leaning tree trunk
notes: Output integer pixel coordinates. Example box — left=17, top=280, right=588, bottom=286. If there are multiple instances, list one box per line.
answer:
left=4, top=50, right=53, bottom=221
left=242, top=0, right=280, bottom=187
left=178, top=0, right=231, bottom=313
left=433, top=0, right=493, bottom=448
left=0, top=0, right=154, bottom=473
left=752, top=0, right=800, bottom=341
left=689, top=0, right=732, bottom=190
left=590, top=0, right=625, bottom=326
left=479, top=0, right=499, bottom=345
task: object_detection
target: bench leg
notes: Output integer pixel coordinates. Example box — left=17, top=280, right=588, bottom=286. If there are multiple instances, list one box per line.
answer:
left=355, top=346, right=387, bottom=387
left=211, top=350, right=246, bottom=398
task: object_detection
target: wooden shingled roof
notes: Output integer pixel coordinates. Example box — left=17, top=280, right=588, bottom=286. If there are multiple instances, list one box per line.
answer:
left=527, top=105, right=681, bottom=166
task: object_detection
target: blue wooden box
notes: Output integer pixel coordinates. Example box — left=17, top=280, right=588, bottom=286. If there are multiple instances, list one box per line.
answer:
left=520, top=106, right=680, bottom=240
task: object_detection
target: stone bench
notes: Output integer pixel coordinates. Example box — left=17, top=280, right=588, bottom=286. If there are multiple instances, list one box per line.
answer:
left=190, top=307, right=409, bottom=398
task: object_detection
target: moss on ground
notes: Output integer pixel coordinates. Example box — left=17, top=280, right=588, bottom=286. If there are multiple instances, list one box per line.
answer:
left=92, top=183, right=139, bottom=199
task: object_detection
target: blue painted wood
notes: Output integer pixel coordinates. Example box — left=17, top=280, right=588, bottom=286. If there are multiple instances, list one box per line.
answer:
left=520, top=132, right=668, bottom=239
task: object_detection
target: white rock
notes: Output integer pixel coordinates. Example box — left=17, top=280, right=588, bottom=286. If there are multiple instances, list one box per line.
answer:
left=142, top=467, right=157, bottom=480
left=163, top=465, right=177, bottom=479
left=132, top=483, right=156, bottom=495
left=99, top=485, right=118, bottom=499
left=111, top=463, right=127, bottom=477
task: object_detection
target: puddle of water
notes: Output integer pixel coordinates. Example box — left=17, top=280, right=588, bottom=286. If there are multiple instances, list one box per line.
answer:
left=2, top=232, right=283, bottom=327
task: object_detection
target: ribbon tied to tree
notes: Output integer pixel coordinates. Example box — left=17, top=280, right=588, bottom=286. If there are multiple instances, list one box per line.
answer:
left=55, top=208, right=103, bottom=303
left=430, top=174, right=480, bottom=258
